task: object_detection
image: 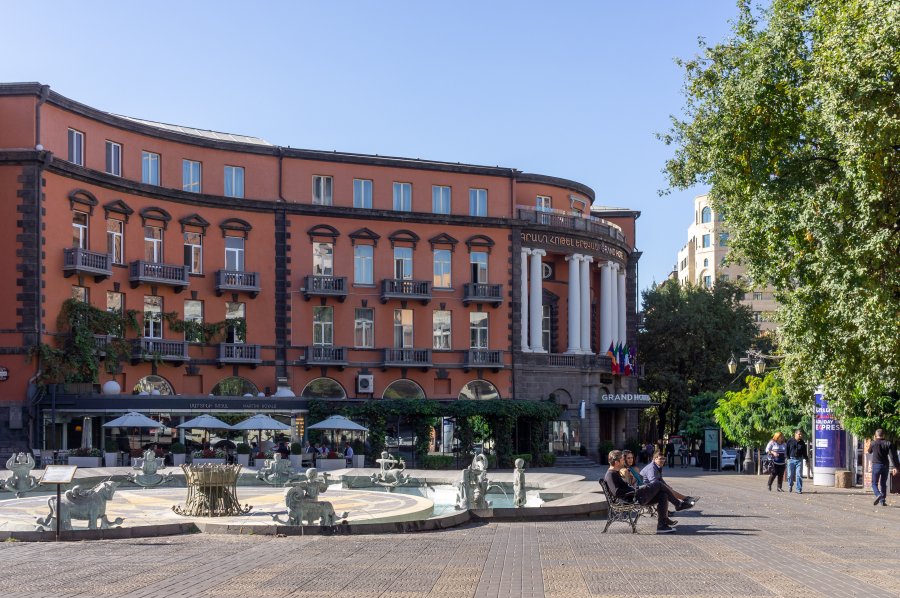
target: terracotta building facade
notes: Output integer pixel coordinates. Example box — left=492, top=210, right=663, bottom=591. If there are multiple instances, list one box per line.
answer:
left=0, top=83, right=643, bottom=459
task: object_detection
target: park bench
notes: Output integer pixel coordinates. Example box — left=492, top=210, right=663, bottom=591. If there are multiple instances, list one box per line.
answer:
left=598, top=478, right=655, bottom=533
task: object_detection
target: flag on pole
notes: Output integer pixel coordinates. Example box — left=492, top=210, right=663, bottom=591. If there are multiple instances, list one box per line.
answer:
left=607, top=342, right=619, bottom=374
left=623, top=349, right=632, bottom=376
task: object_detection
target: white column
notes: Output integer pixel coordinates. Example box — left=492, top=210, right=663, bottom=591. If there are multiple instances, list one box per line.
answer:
left=566, top=254, right=581, bottom=354
left=580, top=256, right=593, bottom=353
left=610, top=263, right=619, bottom=346
left=520, top=249, right=531, bottom=352
left=529, top=249, right=546, bottom=352
left=600, top=262, right=613, bottom=352
left=617, top=268, right=627, bottom=347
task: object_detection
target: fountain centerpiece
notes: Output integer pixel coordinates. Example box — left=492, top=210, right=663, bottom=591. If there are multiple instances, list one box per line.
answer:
left=370, top=451, right=411, bottom=491
left=173, top=464, right=251, bottom=517
left=0, top=452, right=40, bottom=498
left=256, top=453, right=302, bottom=487
left=272, top=467, right=348, bottom=526
left=513, top=458, right=526, bottom=508
left=456, top=453, right=492, bottom=510
left=126, top=449, right=174, bottom=488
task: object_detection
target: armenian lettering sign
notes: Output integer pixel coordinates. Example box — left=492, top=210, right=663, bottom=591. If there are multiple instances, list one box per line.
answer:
left=521, top=232, right=626, bottom=261
left=814, top=390, right=846, bottom=469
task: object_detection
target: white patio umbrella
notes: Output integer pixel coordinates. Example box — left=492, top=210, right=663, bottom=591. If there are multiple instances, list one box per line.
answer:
left=308, top=415, right=369, bottom=450
left=178, top=414, right=234, bottom=430
left=231, top=414, right=291, bottom=450
left=80, top=416, right=93, bottom=449
left=103, top=411, right=162, bottom=452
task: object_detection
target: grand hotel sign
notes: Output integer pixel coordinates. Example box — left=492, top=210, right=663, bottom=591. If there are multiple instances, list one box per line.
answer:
left=520, top=231, right=626, bottom=262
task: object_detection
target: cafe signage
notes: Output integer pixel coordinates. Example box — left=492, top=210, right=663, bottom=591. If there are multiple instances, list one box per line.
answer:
left=521, top=232, right=625, bottom=261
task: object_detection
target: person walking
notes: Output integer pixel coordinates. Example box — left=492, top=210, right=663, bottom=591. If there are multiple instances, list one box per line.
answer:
left=786, top=429, right=808, bottom=494
left=868, top=429, right=898, bottom=506
left=765, top=432, right=788, bottom=492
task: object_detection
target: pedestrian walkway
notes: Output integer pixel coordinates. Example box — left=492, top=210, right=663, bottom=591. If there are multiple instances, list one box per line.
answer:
left=0, top=468, right=896, bottom=597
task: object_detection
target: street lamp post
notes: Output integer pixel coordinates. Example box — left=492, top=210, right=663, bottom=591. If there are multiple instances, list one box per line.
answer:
left=726, top=349, right=775, bottom=474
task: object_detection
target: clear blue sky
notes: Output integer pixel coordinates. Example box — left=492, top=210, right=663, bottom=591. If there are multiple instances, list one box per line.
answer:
left=4, top=1, right=741, bottom=296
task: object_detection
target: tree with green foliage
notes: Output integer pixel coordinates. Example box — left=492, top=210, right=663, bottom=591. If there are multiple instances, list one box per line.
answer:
left=639, top=280, right=757, bottom=439
left=662, top=0, right=900, bottom=436
left=681, top=391, right=723, bottom=441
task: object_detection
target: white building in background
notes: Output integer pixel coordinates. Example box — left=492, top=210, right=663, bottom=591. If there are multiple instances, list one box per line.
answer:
left=675, top=194, right=778, bottom=333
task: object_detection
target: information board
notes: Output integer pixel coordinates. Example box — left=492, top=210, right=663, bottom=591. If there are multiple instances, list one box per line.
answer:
left=40, top=465, right=77, bottom=485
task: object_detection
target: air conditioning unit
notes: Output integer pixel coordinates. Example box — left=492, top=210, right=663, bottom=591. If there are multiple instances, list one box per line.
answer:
left=357, top=374, right=374, bottom=394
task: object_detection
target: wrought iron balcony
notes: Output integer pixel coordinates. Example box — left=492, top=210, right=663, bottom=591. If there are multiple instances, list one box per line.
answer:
left=517, top=206, right=627, bottom=243
left=302, top=275, right=348, bottom=302
left=465, top=349, right=504, bottom=370
left=129, top=260, right=189, bottom=291
left=217, top=343, right=261, bottom=365
left=215, top=270, right=260, bottom=297
left=132, top=338, right=189, bottom=362
left=518, top=352, right=613, bottom=373
left=462, top=283, right=504, bottom=306
left=305, top=345, right=348, bottom=367
left=383, top=348, right=433, bottom=368
left=380, top=279, right=432, bottom=304
left=63, top=247, right=112, bottom=280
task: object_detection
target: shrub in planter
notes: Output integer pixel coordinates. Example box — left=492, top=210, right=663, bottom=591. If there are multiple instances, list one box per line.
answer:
left=104, top=440, right=119, bottom=454
left=290, top=442, right=303, bottom=455
left=511, top=453, right=533, bottom=466
left=351, top=439, right=365, bottom=456
left=422, top=455, right=454, bottom=469
left=236, top=443, right=251, bottom=455
left=539, top=453, right=556, bottom=467
left=169, top=442, right=186, bottom=455
left=70, top=447, right=102, bottom=458
left=598, top=441, right=615, bottom=459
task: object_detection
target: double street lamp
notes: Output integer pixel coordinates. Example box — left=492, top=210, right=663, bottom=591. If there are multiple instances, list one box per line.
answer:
left=726, top=349, right=776, bottom=473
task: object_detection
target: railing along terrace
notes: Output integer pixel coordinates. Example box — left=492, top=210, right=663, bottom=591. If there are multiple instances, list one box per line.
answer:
left=381, top=279, right=432, bottom=302
left=306, top=345, right=348, bottom=364
left=133, top=338, right=189, bottom=361
left=516, top=206, right=626, bottom=243
left=215, top=270, right=260, bottom=294
left=463, top=283, right=504, bottom=305
left=130, top=260, right=190, bottom=286
left=218, top=343, right=261, bottom=363
left=466, top=349, right=504, bottom=368
left=63, top=247, right=112, bottom=277
left=383, top=348, right=432, bottom=367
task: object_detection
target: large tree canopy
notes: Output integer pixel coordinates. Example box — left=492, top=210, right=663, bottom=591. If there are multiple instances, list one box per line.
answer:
left=662, top=0, right=900, bottom=436
left=639, top=281, right=757, bottom=438
left=714, top=372, right=808, bottom=449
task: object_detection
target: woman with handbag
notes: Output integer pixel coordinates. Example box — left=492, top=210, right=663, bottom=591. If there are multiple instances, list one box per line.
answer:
left=765, top=432, right=788, bottom=491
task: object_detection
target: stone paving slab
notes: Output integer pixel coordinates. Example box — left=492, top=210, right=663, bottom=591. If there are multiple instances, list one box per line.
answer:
left=0, top=469, right=897, bottom=597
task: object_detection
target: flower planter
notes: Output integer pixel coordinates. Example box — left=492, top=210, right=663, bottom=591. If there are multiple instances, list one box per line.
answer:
left=104, top=452, right=119, bottom=467
left=289, top=454, right=303, bottom=468
left=316, top=458, right=347, bottom=472
left=68, top=456, right=102, bottom=468
left=236, top=454, right=249, bottom=466
left=192, top=458, right=226, bottom=465
left=352, top=454, right=366, bottom=468
left=172, top=453, right=186, bottom=466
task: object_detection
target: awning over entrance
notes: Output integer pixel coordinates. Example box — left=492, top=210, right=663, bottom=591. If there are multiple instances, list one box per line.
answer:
left=593, top=393, right=658, bottom=409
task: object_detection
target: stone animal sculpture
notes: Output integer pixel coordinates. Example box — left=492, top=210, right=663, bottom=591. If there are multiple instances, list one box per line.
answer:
left=0, top=452, right=39, bottom=498
left=35, top=480, right=124, bottom=531
left=256, top=453, right=301, bottom=487
left=127, top=448, right=173, bottom=488
left=271, top=467, right=347, bottom=526
left=370, top=451, right=411, bottom=489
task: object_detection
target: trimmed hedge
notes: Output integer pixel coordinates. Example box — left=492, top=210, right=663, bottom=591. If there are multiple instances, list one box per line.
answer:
left=422, top=455, right=455, bottom=469
left=539, top=453, right=556, bottom=466
left=511, top=453, right=533, bottom=466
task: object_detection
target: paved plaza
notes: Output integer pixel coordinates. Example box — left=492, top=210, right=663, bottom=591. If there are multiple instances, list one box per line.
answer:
left=0, top=468, right=897, bottom=598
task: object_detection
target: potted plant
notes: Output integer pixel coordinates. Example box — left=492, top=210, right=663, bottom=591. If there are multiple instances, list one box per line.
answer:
left=68, top=447, right=103, bottom=468
left=170, top=441, right=186, bottom=466
left=289, top=442, right=304, bottom=468
left=236, top=442, right=251, bottom=466
left=104, top=440, right=119, bottom=467
left=192, top=448, right=226, bottom=465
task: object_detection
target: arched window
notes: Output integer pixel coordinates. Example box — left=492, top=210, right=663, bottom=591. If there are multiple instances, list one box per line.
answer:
left=458, top=380, right=500, bottom=401
left=211, top=376, right=259, bottom=397
left=133, top=375, right=174, bottom=395
left=300, top=377, right=347, bottom=400
left=382, top=379, right=426, bottom=400
left=703, top=258, right=709, bottom=267
left=701, top=207, right=712, bottom=223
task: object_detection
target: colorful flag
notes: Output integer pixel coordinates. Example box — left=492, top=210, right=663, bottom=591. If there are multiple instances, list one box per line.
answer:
left=607, top=342, right=619, bottom=374
left=623, top=350, right=632, bottom=376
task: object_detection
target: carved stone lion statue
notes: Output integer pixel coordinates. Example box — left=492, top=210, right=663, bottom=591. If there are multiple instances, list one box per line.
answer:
left=35, top=480, right=124, bottom=531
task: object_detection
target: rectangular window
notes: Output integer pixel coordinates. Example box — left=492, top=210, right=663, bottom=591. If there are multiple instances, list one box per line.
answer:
left=107, top=291, right=124, bottom=335
left=312, top=242, right=334, bottom=276
left=72, top=211, right=88, bottom=249
left=182, top=159, right=202, bottom=193
left=142, top=151, right=160, bottom=185
left=143, top=296, right=162, bottom=338
left=470, top=251, right=488, bottom=283
left=144, top=226, right=163, bottom=263
left=107, top=219, right=124, bottom=264
left=353, top=178, right=373, bottom=209
left=354, top=308, right=374, bottom=348
left=541, top=305, right=551, bottom=351
left=536, top=195, right=552, bottom=211
left=354, top=244, right=374, bottom=284
left=753, top=291, right=764, bottom=300
left=432, top=185, right=451, bottom=214
left=225, top=236, right=245, bottom=271
left=703, top=275, right=712, bottom=288
left=394, top=247, right=413, bottom=280
left=719, top=232, right=729, bottom=246
left=393, top=182, right=412, bottom=211
left=433, top=249, right=452, bottom=288
left=433, top=310, right=451, bottom=350
left=313, top=306, right=334, bottom=346
left=224, top=166, right=244, bottom=198
left=183, top=232, right=203, bottom=274
left=702, top=234, right=711, bottom=248
left=393, top=308, right=414, bottom=348
left=312, top=175, right=333, bottom=206
left=184, top=300, right=204, bottom=343
left=470, top=311, right=489, bottom=349
left=105, top=141, right=122, bottom=176
left=469, top=188, right=487, bottom=216
left=71, top=286, right=88, bottom=303
left=67, top=129, right=84, bottom=166
left=225, top=302, right=245, bottom=343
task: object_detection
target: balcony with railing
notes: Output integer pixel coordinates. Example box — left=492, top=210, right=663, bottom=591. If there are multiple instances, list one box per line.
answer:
left=129, top=261, right=190, bottom=291
left=462, top=283, right=504, bottom=306
left=305, top=345, right=348, bottom=367
left=465, top=349, right=504, bottom=370
left=518, top=352, right=613, bottom=373
left=380, top=279, right=432, bottom=304
left=63, top=247, right=112, bottom=280
left=217, top=343, right=261, bottom=364
left=383, top=348, right=433, bottom=368
left=132, top=338, right=189, bottom=362
left=517, top=206, right=627, bottom=243
left=215, top=270, right=260, bottom=297
left=303, top=275, right=348, bottom=302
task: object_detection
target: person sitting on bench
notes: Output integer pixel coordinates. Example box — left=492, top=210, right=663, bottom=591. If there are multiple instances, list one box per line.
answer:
left=641, top=450, right=698, bottom=508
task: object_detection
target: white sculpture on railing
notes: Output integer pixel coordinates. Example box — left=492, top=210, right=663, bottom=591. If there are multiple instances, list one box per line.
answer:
left=272, top=467, right=348, bottom=526
left=456, top=453, right=491, bottom=510
left=35, top=480, right=123, bottom=531
left=127, top=449, right=174, bottom=488
left=370, top=451, right=411, bottom=490
left=513, top=458, right=526, bottom=508
left=0, top=452, right=40, bottom=498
